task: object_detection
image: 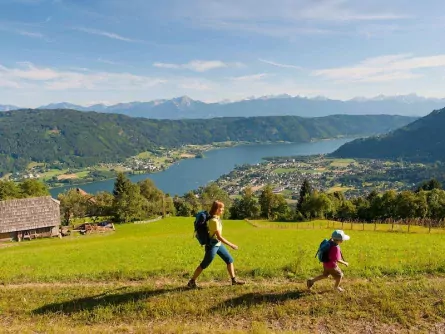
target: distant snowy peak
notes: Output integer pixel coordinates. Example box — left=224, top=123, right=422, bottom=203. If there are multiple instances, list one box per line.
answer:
left=0, top=104, right=19, bottom=111
left=172, top=96, right=194, bottom=107
left=349, top=94, right=445, bottom=104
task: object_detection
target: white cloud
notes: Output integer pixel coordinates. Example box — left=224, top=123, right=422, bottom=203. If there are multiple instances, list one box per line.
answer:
left=97, top=58, right=119, bottom=65
left=195, top=20, right=337, bottom=37
left=259, top=59, right=303, bottom=70
left=179, top=80, right=212, bottom=91
left=0, top=24, right=47, bottom=39
left=313, top=54, right=445, bottom=83
left=74, top=27, right=142, bottom=43
left=298, top=0, right=410, bottom=22
left=175, top=0, right=411, bottom=38
left=0, top=62, right=165, bottom=91
left=176, top=0, right=409, bottom=22
left=231, top=73, right=268, bottom=81
left=17, top=30, right=45, bottom=38
left=153, top=60, right=241, bottom=72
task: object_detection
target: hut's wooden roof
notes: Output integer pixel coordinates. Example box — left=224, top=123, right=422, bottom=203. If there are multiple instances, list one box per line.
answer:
left=0, top=196, right=60, bottom=233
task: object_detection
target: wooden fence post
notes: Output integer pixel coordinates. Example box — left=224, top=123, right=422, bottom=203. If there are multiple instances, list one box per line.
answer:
left=429, top=219, right=432, bottom=233
left=407, top=219, right=411, bottom=233
left=350, top=221, right=353, bottom=230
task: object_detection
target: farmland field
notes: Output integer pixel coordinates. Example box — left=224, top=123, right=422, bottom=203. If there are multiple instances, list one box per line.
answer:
left=1, top=218, right=445, bottom=333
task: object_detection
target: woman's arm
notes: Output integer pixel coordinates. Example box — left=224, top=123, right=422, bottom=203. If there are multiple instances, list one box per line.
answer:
left=215, top=230, right=238, bottom=250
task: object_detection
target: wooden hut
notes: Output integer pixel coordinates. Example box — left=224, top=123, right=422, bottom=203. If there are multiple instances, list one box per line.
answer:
left=0, top=196, right=61, bottom=241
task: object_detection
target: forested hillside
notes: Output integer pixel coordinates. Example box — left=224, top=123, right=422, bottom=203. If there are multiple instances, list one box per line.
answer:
left=333, top=108, right=445, bottom=162
left=0, top=109, right=416, bottom=174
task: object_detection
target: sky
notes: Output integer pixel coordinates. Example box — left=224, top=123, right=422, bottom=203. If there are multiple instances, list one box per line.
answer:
left=0, top=0, right=444, bottom=107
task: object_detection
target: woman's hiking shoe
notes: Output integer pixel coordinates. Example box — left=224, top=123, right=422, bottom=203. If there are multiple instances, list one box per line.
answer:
left=231, top=278, right=245, bottom=285
left=187, top=279, right=197, bottom=289
left=307, top=279, right=314, bottom=290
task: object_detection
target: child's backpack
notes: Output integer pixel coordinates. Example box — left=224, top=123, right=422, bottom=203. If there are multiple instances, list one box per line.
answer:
left=194, top=210, right=211, bottom=245
left=315, top=239, right=345, bottom=263
left=315, top=239, right=334, bottom=263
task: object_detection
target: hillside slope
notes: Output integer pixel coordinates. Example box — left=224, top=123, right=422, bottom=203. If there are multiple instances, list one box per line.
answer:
left=0, top=109, right=416, bottom=173
left=332, top=108, right=445, bottom=162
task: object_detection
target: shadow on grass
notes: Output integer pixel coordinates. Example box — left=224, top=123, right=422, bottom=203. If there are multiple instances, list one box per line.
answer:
left=33, top=286, right=185, bottom=315
left=211, top=289, right=306, bottom=311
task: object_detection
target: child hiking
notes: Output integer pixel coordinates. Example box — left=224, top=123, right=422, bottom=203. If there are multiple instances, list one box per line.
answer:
left=187, top=200, right=245, bottom=288
left=307, top=230, right=350, bottom=292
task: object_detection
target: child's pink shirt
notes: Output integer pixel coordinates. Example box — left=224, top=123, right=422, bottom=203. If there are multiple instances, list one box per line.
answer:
left=323, top=244, right=341, bottom=269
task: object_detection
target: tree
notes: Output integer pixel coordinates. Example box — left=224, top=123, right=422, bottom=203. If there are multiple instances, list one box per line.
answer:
left=113, top=172, right=131, bottom=197
left=425, top=189, right=445, bottom=220
left=271, top=194, right=290, bottom=221
left=353, top=197, right=370, bottom=221
left=395, top=191, right=418, bottom=219
left=240, top=187, right=261, bottom=219
left=230, top=187, right=260, bottom=219
left=19, top=179, right=49, bottom=198
left=0, top=180, right=21, bottom=200
left=200, top=183, right=231, bottom=216
left=163, top=194, right=176, bottom=216
left=380, top=190, right=397, bottom=219
left=337, top=200, right=356, bottom=221
left=173, top=196, right=193, bottom=217
left=259, top=185, right=274, bottom=219
left=112, top=182, right=146, bottom=223
left=183, top=191, right=202, bottom=216
left=296, top=179, right=312, bottom=217
left=416, top=179, right=442, bottom=192
left=58, top=189, right=88, bottom=225
left=139, top=179, right=164, bottom=217
left=301, top=192, right=333, bottom=220
left=88, top=191, right=113, bottom=218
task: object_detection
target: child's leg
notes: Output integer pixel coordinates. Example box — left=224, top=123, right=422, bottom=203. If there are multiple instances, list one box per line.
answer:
left=334, top=275, right=342, bottom=288
left=332, top=268, right=344, bottom=291
left=307, top=269, right=329, bottom=289
left=311, top=274, right=328, bottom=283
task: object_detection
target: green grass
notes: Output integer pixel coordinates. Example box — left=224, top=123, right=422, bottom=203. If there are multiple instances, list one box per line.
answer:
left=1, top=217, right=445, bottom=332
left=27, top=162, right=45, bottom=169
left=328, top=184, right=355, bottom=193
left=1, top=217, right=445, bottom=284
left=75, top=171, right=90, bottom=178
left=39, top=168, right=69, bottom=180
left=329, top=158, right=356, bottom=167
left=136, top=151, right=153, bottom=159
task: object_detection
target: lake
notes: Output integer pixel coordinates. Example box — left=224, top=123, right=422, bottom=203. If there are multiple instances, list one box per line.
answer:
left=49, top=138, right=354, bottom=198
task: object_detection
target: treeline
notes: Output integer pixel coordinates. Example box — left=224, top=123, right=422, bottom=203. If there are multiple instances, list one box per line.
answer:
left=3, top=174, right=445, bottom=227
left=0, top=179, right=50, bottom=200
left=292, top=179, right=445, bottom=225
left=0, top=109, right=415, bottom=174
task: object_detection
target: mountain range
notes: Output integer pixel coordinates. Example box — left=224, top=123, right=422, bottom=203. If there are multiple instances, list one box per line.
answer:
left=1, top=94, right=444, bottom=119
left=0, top=109, right=416, bottom=174
left=332, top=107, right=445, bottom=162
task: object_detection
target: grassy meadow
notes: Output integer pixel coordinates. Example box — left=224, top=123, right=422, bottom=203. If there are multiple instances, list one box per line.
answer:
left=0, top=217, right=445, bottom=333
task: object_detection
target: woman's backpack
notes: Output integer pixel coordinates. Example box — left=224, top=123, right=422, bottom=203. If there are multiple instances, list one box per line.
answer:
left=194, top=211, right=211, bottom=245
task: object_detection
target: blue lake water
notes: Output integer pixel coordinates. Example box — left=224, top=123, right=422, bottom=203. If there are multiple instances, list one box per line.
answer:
left=49, top=138, right=354, bottom=198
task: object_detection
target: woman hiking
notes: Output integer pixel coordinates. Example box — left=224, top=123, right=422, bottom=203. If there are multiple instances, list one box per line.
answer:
left=187, top=200, right=245, bottom=288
